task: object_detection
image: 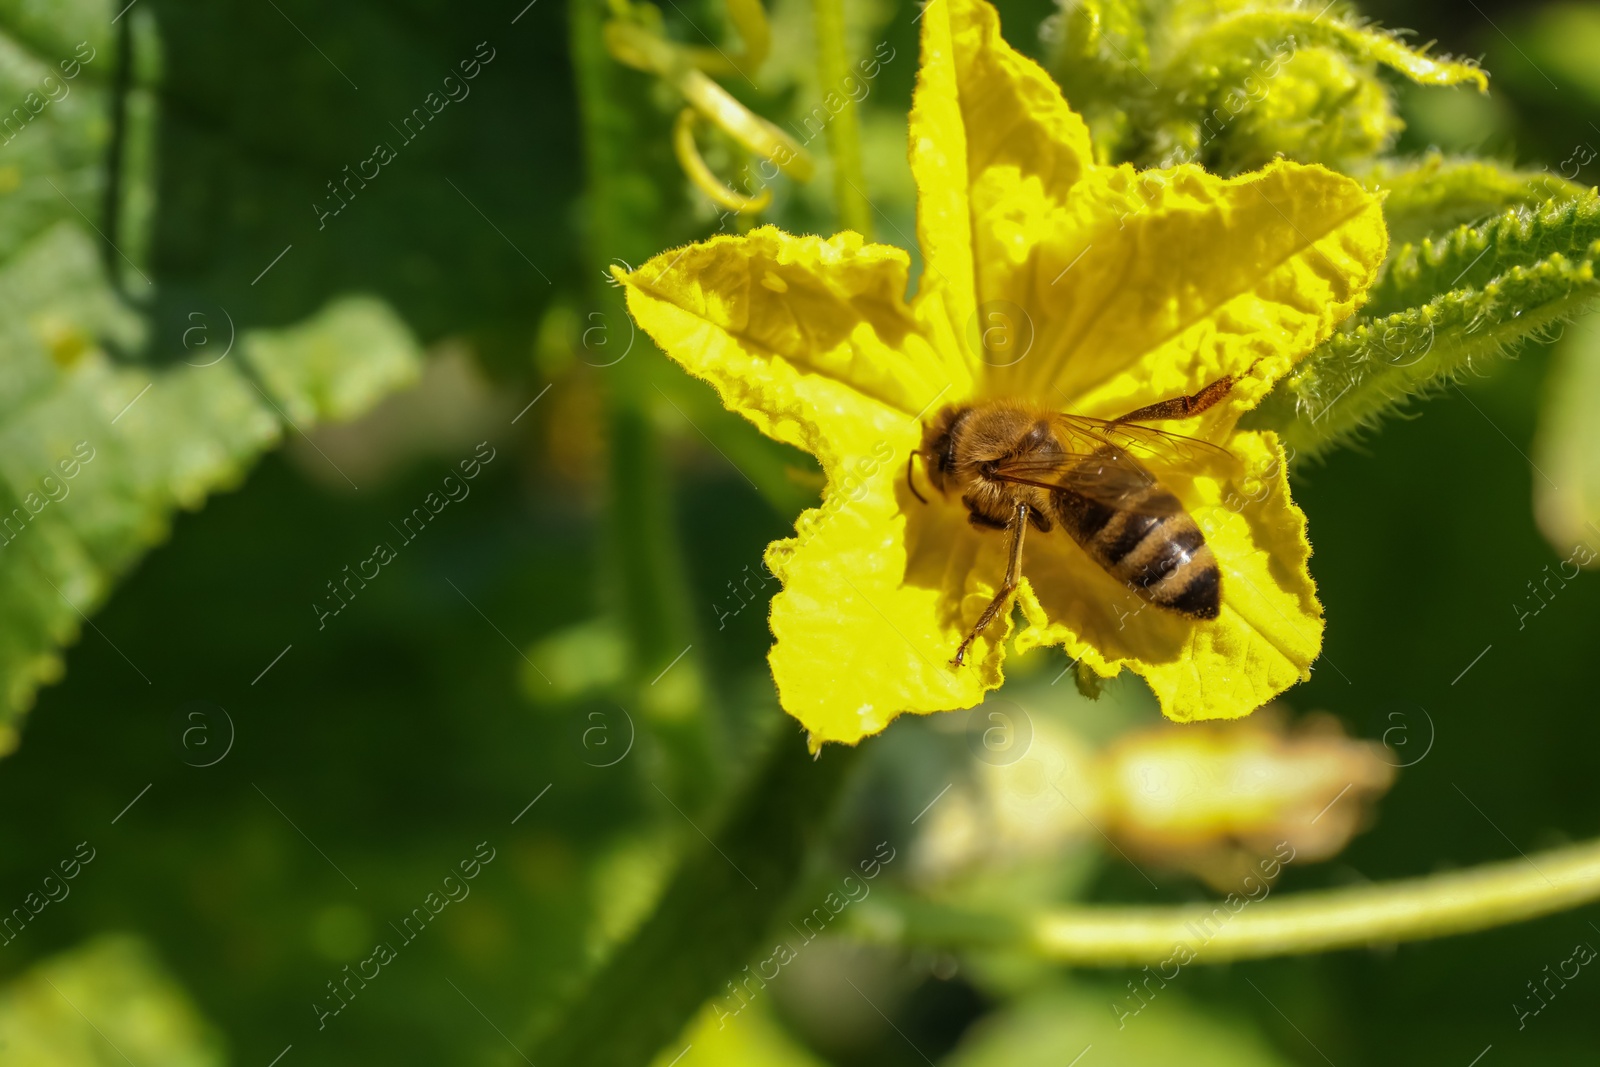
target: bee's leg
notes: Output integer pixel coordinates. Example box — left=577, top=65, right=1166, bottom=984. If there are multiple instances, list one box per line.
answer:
left=1110, top=360, right=1261, bottom=423
left=951, top=501, right=1028, bottom=668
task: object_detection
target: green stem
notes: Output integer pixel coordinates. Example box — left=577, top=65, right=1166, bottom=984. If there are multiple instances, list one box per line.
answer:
left=574, top=0, right=721, bottom=804
left=812, top=0, right=872, bottom=236
left=526, top=734, right=862, bottom=1065
left=856, top=835, right=1600, bottom=965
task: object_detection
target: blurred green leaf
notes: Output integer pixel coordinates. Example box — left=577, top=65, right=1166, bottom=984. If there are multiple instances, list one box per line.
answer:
left=946, top=982, right=1294, bottom=1067
left=0, top=934, right=225, bottom=1066
left=242, top=298, right=421, bottom=426
left=0, top=6, right=119, bottom=268
left=648, top=999, right=830, bottom=1067
left=521, top=617, right=634, bottom=706
left=0, top=0, right=482, bottom=747
left=0, top=221, right=421, bottom=747
left=1534, top=311, right=1600, bottom=559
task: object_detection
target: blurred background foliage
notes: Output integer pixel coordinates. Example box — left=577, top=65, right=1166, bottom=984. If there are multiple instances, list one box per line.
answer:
left=3, top=0, right=1600, bottom=1064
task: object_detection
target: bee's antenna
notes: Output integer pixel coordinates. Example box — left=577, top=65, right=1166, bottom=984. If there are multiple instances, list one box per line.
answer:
left=907, top=451, right=928, bottom=504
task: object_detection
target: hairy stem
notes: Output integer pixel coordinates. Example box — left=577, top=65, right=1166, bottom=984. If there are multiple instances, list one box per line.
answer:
left=1247, top=245, right=1600, bottom=457
left=576, top=0, right=725, bottom=805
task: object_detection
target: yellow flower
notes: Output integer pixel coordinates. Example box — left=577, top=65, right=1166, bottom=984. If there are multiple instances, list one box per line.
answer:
left=1095, top=707, right=1397, bottom=890
left=614, top=0, right=1387, bottom=746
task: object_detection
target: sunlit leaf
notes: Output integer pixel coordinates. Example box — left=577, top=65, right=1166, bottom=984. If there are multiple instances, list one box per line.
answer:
left=0, top=934, right=224, bottom=1067
left=649, top=999, right=829, bottom=1067
left=947, top=983, right=1295, bottom=1067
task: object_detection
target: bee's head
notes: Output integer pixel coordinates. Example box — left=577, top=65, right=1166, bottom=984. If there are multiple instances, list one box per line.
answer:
left=916, top=405, right=971, bottom=496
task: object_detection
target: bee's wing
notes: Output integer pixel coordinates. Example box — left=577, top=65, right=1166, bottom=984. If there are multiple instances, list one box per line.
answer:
left=1053, top=413, right=1241, bottom=472
left=987, top=414, right=1237, bottom=515
left=988, top=449, right=1185, bottom=515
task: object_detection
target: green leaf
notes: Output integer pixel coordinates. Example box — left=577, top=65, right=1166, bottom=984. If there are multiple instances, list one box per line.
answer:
left=1248, top=240, right=1600, bottom=457
left=0, top=0, right=509, bottom=750
left=1357, top=153, right=1588, bottom=246
left=0, top=15, right=119, bottom=259
left=0, top=934, right=225, bottom=1066
left=0, top=222, right=421, bottom=750
left=241, top=290, right=423, bottom=426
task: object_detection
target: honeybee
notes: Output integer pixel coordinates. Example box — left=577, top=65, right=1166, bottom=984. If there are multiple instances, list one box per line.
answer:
left=910, top=372, right=1242, bottom=667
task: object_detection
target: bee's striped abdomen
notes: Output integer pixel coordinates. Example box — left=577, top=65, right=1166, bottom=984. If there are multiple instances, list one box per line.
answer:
left=1048, top=471, right=1221, bottom=620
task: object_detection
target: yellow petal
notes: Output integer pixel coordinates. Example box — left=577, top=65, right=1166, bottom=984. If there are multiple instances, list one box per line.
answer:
left=993, top=160, right=1388, bottom=427
left=909, top=0, right=1096, bottom=355
left=766, top=448, right=1006, bottom=747
left=618, top=227, right=1000, bottom=746
left=616, top=227, right=968, bottom=466
left=1015, top=430, right=1322, bottom=721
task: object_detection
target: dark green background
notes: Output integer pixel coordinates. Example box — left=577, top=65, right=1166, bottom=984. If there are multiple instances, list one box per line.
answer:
left=2, top=0, right=1597, bottom=1063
